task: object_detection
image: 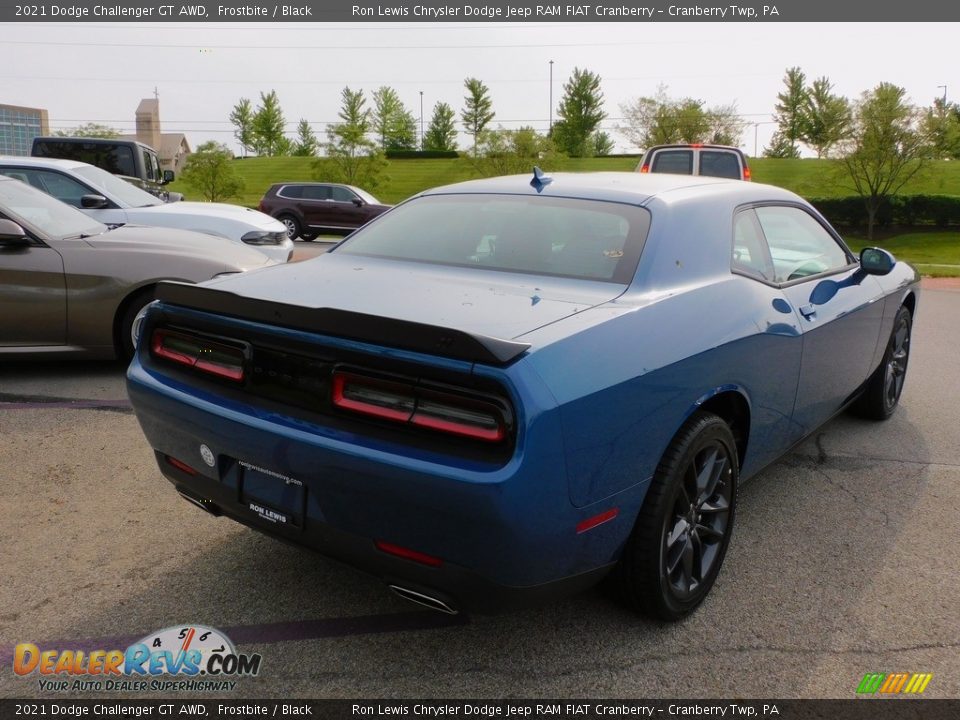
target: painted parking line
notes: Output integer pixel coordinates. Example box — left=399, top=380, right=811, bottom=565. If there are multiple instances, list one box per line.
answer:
left=0, top=611, right=468, bottom=667
left=0, top=392, right=132, bottom=413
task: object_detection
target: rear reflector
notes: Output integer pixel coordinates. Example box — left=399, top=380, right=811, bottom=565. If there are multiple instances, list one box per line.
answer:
left=639, top=164, right=650, bottom=173
left=332, top=371, right=507, bottom=443
left=375, top=540, right=443, bottom=567
left=151, top=329, right=245, bottom=382
left=166, top=455, right=198, bottom=476
left=576, top=508, right=619, bottom=534
left=742, top=166, right=752, bottom=181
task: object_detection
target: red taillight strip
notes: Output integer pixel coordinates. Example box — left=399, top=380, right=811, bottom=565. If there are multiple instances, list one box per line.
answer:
left=151, top=329, right=245, bottom=383
left=375, top=540, right=443, bottom=567
left=576, top=508, right=619, bottom=534
left=166, top=455, right=198, bottom=476
left=332, top=370, right=507, bottom=443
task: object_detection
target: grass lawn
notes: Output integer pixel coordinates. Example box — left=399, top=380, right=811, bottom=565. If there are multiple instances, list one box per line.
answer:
left=845, top=231, right=960, bottom=277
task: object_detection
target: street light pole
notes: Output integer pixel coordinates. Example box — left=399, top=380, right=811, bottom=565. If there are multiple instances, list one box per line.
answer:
left=419, top=91, right=424, bottom=150
left=938, top=85, right=948, bottom=105
left=549, top=60, right=554, bottom=134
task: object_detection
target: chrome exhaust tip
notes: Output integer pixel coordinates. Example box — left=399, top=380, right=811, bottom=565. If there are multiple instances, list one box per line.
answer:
left=389, top=585, right=459, bottom=615
left=176, top=488, right=220, bottom=516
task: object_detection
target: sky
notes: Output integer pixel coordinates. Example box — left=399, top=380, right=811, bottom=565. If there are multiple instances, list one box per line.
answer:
left=2, top=21, right=957, bottom=155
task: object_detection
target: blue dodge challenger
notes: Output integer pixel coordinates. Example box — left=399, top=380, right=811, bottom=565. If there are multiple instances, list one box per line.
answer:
left=127, top=171, right=919, bottom=620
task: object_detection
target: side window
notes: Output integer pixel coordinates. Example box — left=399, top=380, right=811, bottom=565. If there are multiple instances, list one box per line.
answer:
left=330, top=186, right=356, bottom=203
left=301, top=185, right=330, bottom=200
left=280, top=185, right=303, bottom=199
left=142, top=150, right=157, bottom=182
left=13, top=170, right=92, bottom=207
left=732, top=209, right=774, bottom=282
left=755, top=206, right=852, bottom=283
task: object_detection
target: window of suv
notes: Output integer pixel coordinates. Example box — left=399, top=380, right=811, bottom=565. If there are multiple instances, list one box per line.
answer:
left=700, top=151, right=742, bottom=179
left=651, top=150, right=693, bottom=175
left=301, top=185, right=330, bottom=200
left=330, top=186, right=357, bottom=203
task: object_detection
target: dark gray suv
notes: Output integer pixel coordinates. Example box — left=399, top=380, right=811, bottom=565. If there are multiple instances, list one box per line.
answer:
left=259, top=182, right=391, bottom=240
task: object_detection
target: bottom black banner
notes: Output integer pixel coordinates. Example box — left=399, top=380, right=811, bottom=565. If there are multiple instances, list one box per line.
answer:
left=1, top=700, right=958, bottom=720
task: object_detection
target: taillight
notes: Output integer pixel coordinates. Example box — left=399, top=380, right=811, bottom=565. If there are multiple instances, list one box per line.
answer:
left=742, top=165, right=752, bottom=181
left=151, top=329, right=245, bottom=382
left=639, top=164, right=650, bottom=173
left=166, top=455, right=198, bottom=476
left=375, top=540, right=443, bottom=567
left=331, top=371, right=507, bottom=443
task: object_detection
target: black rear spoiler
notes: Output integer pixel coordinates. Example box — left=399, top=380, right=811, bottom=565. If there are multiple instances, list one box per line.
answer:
left=154, top=282, right=531, bottom=366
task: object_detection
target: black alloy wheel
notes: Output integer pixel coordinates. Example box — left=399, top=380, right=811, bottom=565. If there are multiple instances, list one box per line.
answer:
left=617, top=411, right=738, bottom=621
left=851, top=304, right=912, bottom=420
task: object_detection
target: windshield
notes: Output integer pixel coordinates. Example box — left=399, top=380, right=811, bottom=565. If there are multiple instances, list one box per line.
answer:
left=351, top=187, right=381, bottom=205
left=335, top=194, right=651, bottom=284
left=0, top=178, right=106, bottom=240
left=73, top=164, right=163, bottom=208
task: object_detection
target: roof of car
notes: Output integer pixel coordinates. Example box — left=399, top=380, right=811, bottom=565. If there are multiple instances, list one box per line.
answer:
left=418, top=171, right=796, bottom=207
left=0, top=156, right=89, bottom=171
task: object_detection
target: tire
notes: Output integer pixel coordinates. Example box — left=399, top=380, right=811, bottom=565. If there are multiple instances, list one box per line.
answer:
left=300, top=233, right=317, bottom=242
left=277, top=214, right=301, bottom=240
left=617, top=412, right=739, bottom=621
left=851, top=305, right=912, bottom=421
left=119, top=288, right=155, bottom=362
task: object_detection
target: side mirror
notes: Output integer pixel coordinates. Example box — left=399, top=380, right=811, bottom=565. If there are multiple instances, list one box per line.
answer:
left=81, top=194, right=109, bottom=209
left=0, top=218, right=30, bottom=248
left=162, top=170, right=175, bottom=184
left=351, top=197, right=364, bottom=207
left=860, top=247, right=896, bottom=276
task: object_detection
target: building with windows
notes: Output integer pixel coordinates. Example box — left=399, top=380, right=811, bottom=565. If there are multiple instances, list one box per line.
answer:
left=0, top=103, right=50, bottom=155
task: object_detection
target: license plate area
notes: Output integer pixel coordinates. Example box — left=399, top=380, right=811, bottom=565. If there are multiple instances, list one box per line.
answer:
left=238, top=461, right=305, bottom=529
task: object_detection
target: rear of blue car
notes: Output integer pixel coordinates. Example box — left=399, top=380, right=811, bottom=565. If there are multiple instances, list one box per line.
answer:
left=126, top=291, right=632, bottom=613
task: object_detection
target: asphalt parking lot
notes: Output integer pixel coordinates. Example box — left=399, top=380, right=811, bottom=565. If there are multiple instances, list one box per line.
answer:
left=1, top=283, right=958, bottom=700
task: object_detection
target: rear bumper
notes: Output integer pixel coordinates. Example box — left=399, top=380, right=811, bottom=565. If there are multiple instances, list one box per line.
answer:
left=162, top=458, right=613, bottom=614
left=127, top=358, right=644, bottom=613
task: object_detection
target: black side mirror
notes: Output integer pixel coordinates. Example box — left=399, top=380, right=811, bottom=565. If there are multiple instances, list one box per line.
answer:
left=81, top=194, right=109, bottom=209
left=351, top=197, right=364, bottom=207
left=860, top=247, right=896, bottom=276
left=162, top=170, right=175, bottom=184
left=0, top=218, right=30, bottom=248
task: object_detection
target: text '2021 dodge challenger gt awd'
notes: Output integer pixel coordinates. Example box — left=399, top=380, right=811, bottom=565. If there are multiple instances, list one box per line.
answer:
left=127, top=171, right=919, bottom=620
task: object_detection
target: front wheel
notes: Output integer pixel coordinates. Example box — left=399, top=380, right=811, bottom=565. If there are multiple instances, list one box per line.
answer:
left=618, top=412, right=738, bottom=621
left=119, top=289, right=156, bottom=362
left=851, top=305, right=912, bottom=421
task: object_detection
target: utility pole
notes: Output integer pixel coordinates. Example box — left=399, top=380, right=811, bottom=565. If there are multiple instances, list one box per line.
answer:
left=938, top=85, right=948, bottom=105
left=549, top=60, right=554, bottom=134
left=419, top=91, right=424, bottom=150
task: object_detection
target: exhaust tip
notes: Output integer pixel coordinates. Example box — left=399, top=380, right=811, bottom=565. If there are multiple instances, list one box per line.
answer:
left=176, top=488, right=221, bottom=516
left=389, top=585, right=459, bottom=615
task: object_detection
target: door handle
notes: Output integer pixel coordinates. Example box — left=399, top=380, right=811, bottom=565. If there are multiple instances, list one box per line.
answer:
left=799, top=304, right=817, bottom=319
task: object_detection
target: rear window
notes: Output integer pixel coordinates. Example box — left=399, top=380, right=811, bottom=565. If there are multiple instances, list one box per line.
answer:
left=334, top=194, right=651, bottom=284
left=650, top=150, right=694, bottom=175
left=700, top=151, right=742, bottom=179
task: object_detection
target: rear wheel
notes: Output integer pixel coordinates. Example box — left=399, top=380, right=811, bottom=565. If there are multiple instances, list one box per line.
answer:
left=300, top=232, right=317, bottom=242
left=851, top=305, right=912, bottom=420
left=618, top=412, right=738, bottom=621
left=277, top=214, right=301, bottom=240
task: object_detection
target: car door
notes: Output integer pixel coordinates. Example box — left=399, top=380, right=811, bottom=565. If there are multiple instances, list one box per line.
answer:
left=0, top=227, right=66, bottom=347
left=752, top=204, right=886, bottom=434
left=297, top=184, right=332, bottom=230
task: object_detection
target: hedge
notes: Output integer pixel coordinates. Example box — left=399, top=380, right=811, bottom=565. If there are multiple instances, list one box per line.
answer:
left=809, top=194, right=960, bottom=228
left=385, top=149, right=459, bottom=159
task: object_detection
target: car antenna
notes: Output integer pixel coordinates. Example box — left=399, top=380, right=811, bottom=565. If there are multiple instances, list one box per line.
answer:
left=530, top=166, right=553, bottom=193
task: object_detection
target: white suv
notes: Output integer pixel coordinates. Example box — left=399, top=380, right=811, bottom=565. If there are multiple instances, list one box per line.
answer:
left=0, top=157, right=293, bottom=262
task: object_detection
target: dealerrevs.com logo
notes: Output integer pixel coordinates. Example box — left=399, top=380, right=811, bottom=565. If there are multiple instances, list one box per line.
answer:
left=13, top=625, right=262, bottom=693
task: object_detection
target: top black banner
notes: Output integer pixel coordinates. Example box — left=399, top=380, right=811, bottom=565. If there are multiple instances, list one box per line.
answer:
left=2, top=0, right=959, bottom=23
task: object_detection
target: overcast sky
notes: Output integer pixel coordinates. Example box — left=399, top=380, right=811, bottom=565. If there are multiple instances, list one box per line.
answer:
left=3, top=22, right=956, bottom=155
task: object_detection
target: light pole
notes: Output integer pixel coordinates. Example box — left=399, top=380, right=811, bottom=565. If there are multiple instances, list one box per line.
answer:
left=419, top=91, right=424, bottom=150
left=938, top=85, right=948, bottom=105
left=548, top=60, right=554, bottom=134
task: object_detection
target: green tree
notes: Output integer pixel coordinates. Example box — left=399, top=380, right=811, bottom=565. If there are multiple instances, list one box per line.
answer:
left=619, top=86, right=740, bottom=148
left=251, top=90, right=288, bottom=156
left=920, top=97, right=960, bottom=159
left=424, top=102, right=458, bottom=152
left=592, top=130, right=615, bottom=156
left=471, top=126, right=560, bottom=177
left=763, top=130, right=801, bottom=158
left=841, top=83, right=928, bottom=238
left=317, top=86, right=387, bottom=189
left=773, top=67, right=808, bottom=156
left=461, top=78, right=495, bottom=154
left=551, top=67, right=606, bottom=157
left=229, top=98, right=255, bottom=157
left=387, top=108, right=418, bottom=151
left=292, top=119, right=320, bottom=157
left=800, top=77, right=851, bottom=158
left=56, top=123, right=120, bottom=138
left=179, top=141, right=244, bottom=202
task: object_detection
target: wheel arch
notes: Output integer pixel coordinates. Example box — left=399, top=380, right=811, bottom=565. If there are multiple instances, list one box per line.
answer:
left=683, top=386, right=752, bottom=471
